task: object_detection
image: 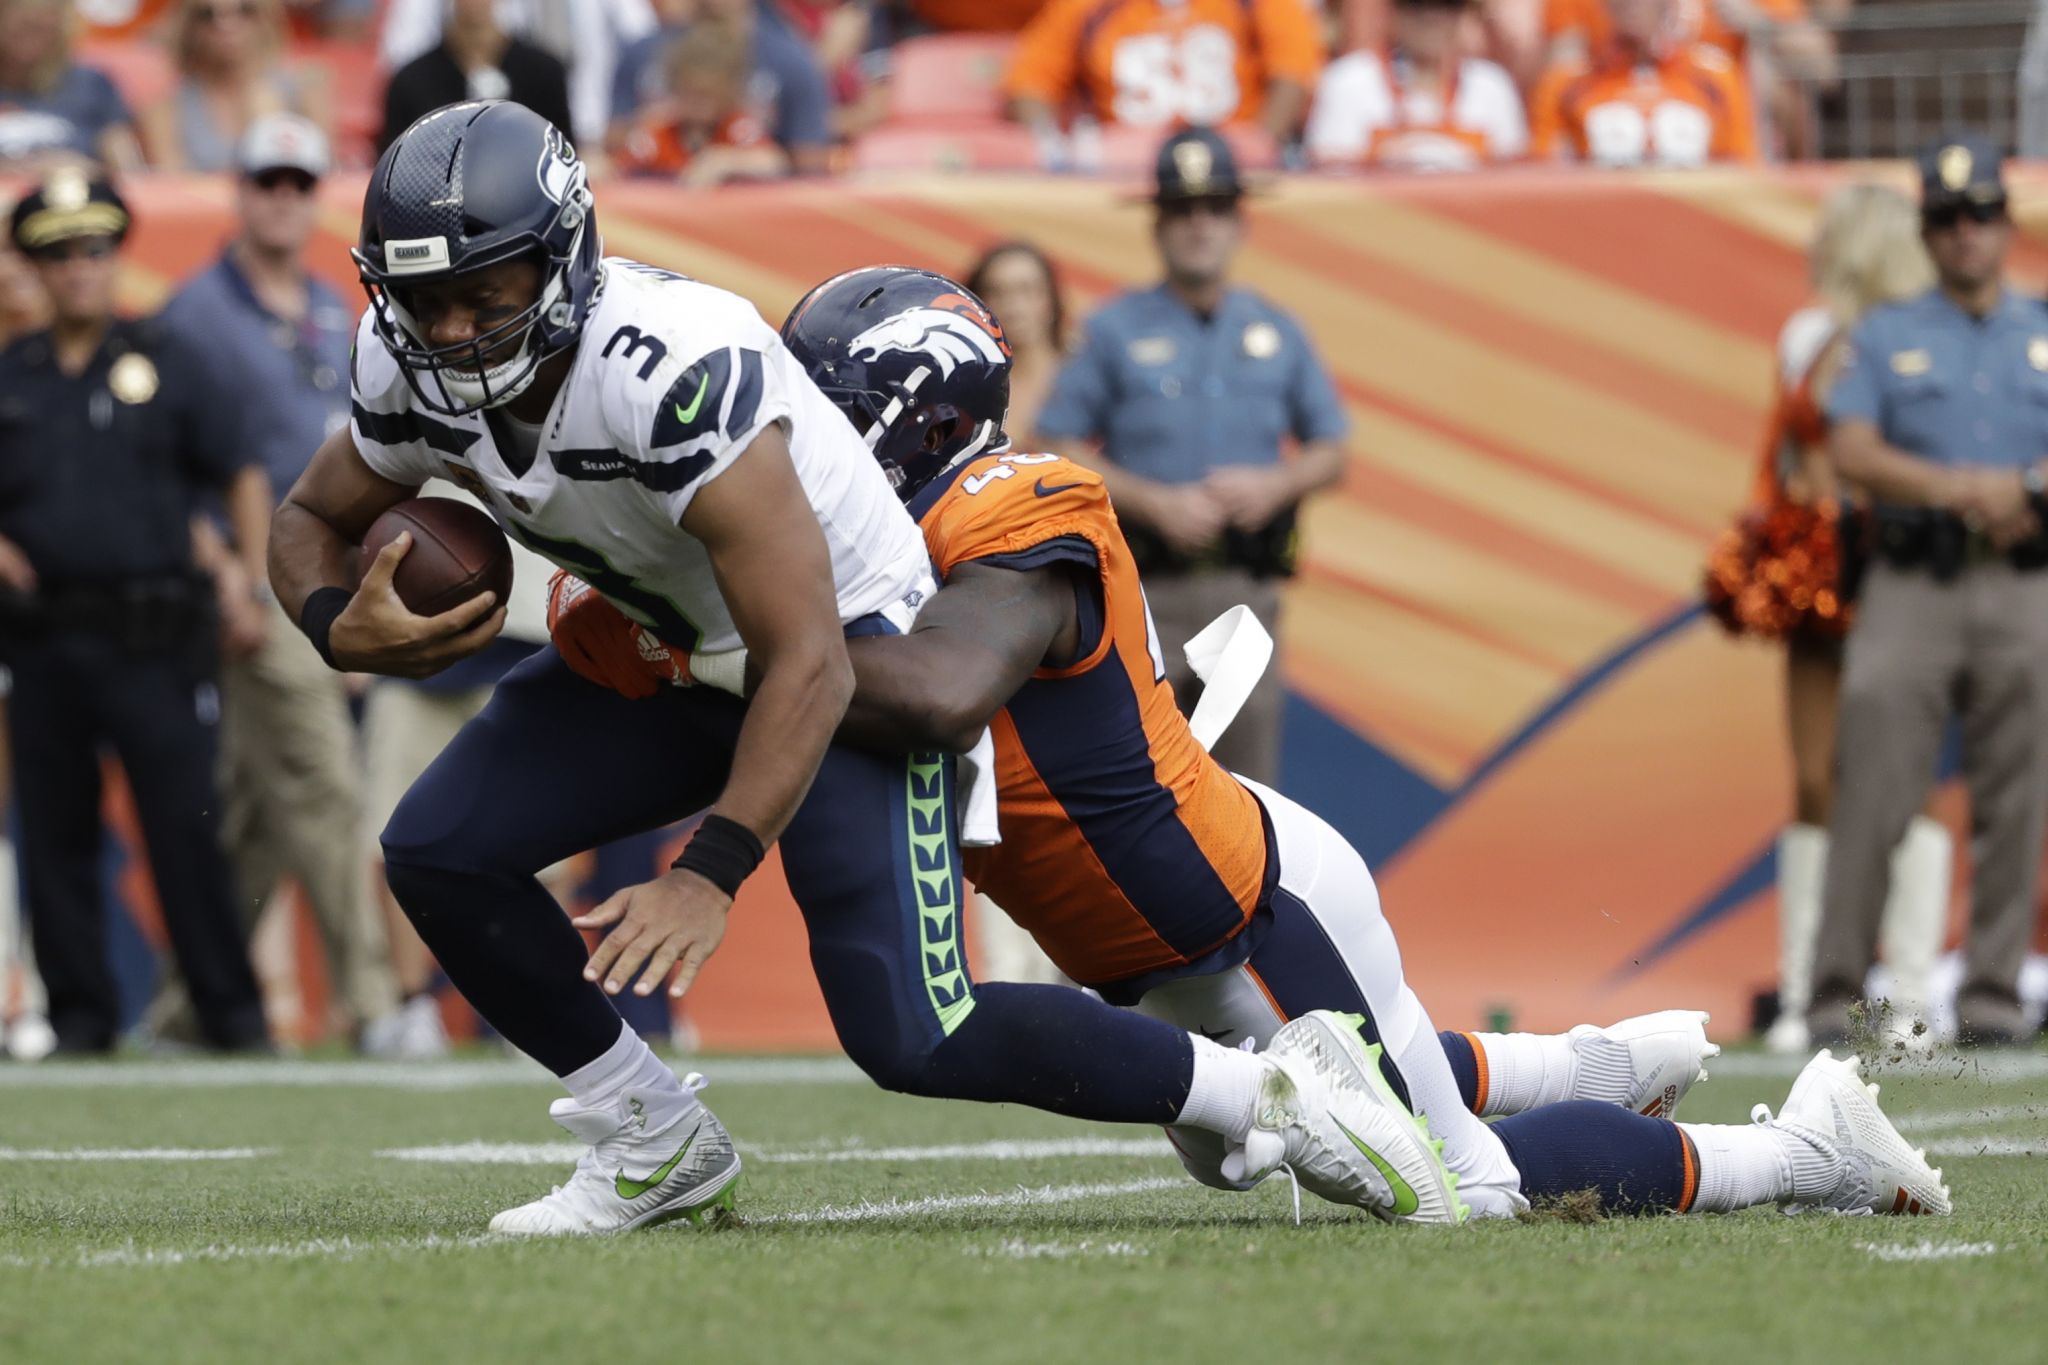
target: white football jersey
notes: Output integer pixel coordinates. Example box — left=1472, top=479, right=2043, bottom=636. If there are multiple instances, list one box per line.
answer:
left=350, top=258, right=933, bottom=652
left=1305, top=52, right=1527, bottom=171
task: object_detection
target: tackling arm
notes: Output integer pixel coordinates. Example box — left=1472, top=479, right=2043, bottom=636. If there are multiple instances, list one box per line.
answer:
left=837, top=560, right=1080, bottom=756
left=684, top=423, right=855, bottom=846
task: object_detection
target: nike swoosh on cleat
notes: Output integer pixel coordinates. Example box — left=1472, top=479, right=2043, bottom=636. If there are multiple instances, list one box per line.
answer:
left=1033, top=479, right=1083, bottom=497
left=673, top=372, right=710, bottom=425
left=615, top=1134, right=695, bottom=1200
left=1332, top=1116, right=1419, bottom=1216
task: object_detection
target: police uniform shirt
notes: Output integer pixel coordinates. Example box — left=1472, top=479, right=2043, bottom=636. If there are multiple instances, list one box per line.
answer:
left=1036, top=285, right=1349, bottom=485
left=158, top=253, right=355, bottom=498
left=1827, top=286, right=2048, bottom=475
left=0, top=321, right=249, bottom=583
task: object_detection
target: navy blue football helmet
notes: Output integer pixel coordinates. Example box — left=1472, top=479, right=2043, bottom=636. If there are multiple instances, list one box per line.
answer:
left=781, top=266, right=1012, bottom=501
left=354, top=101, right=602, bottom=415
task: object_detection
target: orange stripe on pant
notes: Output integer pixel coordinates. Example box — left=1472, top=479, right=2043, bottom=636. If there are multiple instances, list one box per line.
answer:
left=1459, top=1031, right=1491, bottom=1115
left=1678, top=1129, right=1700, bottom=1213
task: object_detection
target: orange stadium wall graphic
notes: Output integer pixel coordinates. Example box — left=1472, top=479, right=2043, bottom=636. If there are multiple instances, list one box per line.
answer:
left=30, top=165, right=2048, bottom=1049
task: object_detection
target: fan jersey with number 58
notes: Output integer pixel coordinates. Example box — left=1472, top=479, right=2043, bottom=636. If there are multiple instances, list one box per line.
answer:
left=349, top=258, right=933, bottom=650
left=908, top=449, right=1273, bottom=993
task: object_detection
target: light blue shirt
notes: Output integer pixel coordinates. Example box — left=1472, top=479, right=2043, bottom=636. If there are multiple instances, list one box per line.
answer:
left=1036, top=284, right=1348, bottom=485
left=158, top=253, right=355, bottom=497
left=1828, top=286, right=2048, bottom=471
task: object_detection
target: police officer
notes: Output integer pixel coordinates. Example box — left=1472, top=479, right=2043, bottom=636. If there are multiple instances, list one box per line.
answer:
left=0, top=170, right=268, bottom=1054
left=1036, top=127, right=1348, bottom=784
left=1811, top=132, right=2048, bottom=1047
left=145, top=115, right=417, bottom=1054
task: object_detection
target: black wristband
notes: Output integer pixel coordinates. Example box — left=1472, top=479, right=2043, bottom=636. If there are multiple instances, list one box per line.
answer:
left=299, top=586, right=351, bottom=669
left=671, top=814, right=766, bottom=898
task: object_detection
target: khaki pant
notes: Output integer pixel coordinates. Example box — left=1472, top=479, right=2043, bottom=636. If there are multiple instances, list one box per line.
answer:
left=1812, top=561, right=2048, bottom=1038
left=1140, top=568, right=1285, bottom=786
left=154, top=600, right=399, bottom=1034
left=361, top=679, right=497, bottom=845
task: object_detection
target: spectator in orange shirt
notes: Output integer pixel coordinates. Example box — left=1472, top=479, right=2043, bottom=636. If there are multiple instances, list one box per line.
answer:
left=1542, top=0, right=1835, bottom=155
left=614, top=20, right=791, bottom=186
left=1530, top=0, right=1757, bottom=166
left=1004, top=0, right=1324, bottom=143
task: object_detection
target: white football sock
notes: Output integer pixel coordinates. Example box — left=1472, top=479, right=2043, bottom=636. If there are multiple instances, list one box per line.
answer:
left=1776, top=823, right=1828, bottom=1022
left=1878, top=815, right=1951, bottom=1022
left=562, top=1021, right=693, bottom=1124
left=1678, top=1121, right=1841, bottom=1212
left=1465, top=1031, right=1575, bottom=1116
left=1175, top=1033, right=1267, bottom=1141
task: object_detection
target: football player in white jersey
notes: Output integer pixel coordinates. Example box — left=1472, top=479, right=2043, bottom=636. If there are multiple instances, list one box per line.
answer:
left=269, top=101, right=1429, bottom=1235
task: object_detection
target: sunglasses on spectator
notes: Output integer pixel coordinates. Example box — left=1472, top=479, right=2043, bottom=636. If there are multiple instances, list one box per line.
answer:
left=250, top=168, right=318, bottom=194
left=1923, top=200, right=2008, bottom=230
left=195, top=1, right=260, bottom=23
left=25, top=237, right=118, bottom=264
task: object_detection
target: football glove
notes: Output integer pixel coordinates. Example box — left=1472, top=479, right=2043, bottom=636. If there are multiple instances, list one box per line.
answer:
left=545, top=570, right=690, bottom=699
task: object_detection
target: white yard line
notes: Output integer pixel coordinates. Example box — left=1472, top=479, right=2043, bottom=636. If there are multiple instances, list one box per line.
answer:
left=0, top=1056, right=865, bottom=1091
left=1922, top=1136, right=2041, bottom=1158
left=749, top=1177, right=1183, bottom=1225
left=0, top=1147, right=273, bottom=1161
left=1856, top=1241, right=2003, bottom=1263
left=1890, top=1105, right=2045, bottom=1135
left=1712, top=1051, right=2048, bottom=1082
left=0, top=1178, right=1186, bottom=1270
left=376, top=1137, right=1173, bottom=1166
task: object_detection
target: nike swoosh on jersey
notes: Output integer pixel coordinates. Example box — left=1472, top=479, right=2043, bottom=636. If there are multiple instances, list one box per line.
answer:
left=614, top=1133, right=695, bottom=1200
left=1033, top=479, right=1083, bottom=497
left=673, top=372, right=710, bottom=425
left=1332, top=1117, right=1419, bottom=1217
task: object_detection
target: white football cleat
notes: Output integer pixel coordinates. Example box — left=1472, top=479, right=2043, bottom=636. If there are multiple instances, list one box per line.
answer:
left=3, top=1012, right=55, bottom=1063
left=1570, top=1010, right=1719, bottom=1118
left=1762, top=1012, right=1811, bottom=1056
left=1225, top=1010, right=1468, bottom=1224
left=1753, top=1050, right=1952, bottom=1217
left=489, top=1075, right=741, bottom=1236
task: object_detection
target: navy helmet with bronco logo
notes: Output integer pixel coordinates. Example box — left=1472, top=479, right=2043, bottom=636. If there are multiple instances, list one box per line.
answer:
left=355, top=100, right=602, bottom=416
left=781, top=266, right=1012, bottom=502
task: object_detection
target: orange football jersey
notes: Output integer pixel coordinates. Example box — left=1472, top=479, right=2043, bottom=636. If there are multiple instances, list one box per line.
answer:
left=1529, top=42, right=1757, bottom=165
left=907, top=450, right=1271, bottom=987
left=1541, top=0, right=1808, bottom=61
left=1004, top=0, right=1324, bottom=128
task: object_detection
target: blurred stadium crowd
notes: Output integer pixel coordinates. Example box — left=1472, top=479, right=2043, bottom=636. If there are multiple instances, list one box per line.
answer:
left=0, top=0, right=2004, bottom=184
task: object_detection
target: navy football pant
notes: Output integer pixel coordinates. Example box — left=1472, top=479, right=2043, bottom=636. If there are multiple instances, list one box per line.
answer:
left=380, top=649, right=1194, bottom=1123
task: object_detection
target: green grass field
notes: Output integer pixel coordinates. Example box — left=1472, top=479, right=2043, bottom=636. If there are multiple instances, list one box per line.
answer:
left=1, top=1046, right=2042, bottom=1364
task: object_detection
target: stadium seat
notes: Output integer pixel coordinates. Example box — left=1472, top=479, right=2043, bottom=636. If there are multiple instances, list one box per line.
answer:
left=77, top=39, right=176, bottom=115
left=886, top=34, right=1018, bottom=125
left=852, top=124, right=1042, bottom=174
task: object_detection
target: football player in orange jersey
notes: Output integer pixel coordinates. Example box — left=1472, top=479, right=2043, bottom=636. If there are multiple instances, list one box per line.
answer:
left=554, top=266, right=1955, bottom=1221
left=1529, top=0, right=1759, bottom=166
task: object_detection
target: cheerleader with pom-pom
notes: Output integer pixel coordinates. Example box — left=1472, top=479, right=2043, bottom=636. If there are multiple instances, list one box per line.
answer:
left=1704, top=184, right=1949, bottom=1052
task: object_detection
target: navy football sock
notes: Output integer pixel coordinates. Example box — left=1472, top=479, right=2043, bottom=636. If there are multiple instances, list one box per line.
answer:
left=910, top=982, right=1196, bottom=1124
left=1438, top=1029, right=1482, bottom=1113
left=1492, top=1101, right=1698, bottom=1215
left=383, top=859, right=623, bottom=1076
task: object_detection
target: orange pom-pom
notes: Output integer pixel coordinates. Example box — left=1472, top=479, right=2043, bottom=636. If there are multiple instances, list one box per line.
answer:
left=1702, top=495, right=1851, bottom=641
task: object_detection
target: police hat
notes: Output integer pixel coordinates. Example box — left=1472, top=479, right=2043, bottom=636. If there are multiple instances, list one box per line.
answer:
left=1918, top=131, right=2006, bottom=210
left=1151, top=127, right=1250, bottom=205
left=9, top=168, right=131, bottom=253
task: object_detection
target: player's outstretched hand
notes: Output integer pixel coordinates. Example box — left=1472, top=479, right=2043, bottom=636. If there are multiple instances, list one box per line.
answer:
left=330, top=532, right=506, bottom=678
left=574, top=868, right=732, bottom=999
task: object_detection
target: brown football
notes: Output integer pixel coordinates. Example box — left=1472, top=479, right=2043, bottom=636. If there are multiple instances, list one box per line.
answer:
left=360, top=497, right=515, bottom=618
